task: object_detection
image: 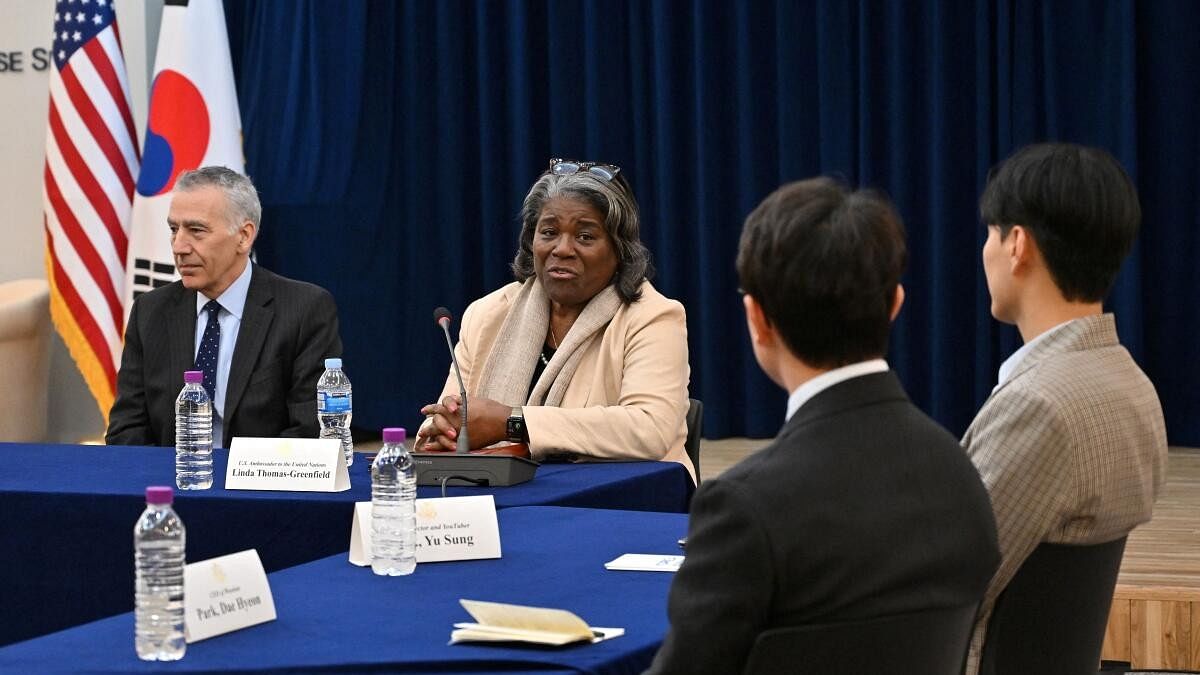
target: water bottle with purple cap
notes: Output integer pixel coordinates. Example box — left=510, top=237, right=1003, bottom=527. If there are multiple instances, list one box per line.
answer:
left=372, top=427, right=416, bottom=575
left=175, top=370, right=213, bottom=490
left=134, top=486, right=186, bottom=661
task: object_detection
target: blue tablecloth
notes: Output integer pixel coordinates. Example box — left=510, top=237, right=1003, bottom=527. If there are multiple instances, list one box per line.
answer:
left=0, top=442, right=692, bottom=646
left=0, top=506, right=688, bottom=674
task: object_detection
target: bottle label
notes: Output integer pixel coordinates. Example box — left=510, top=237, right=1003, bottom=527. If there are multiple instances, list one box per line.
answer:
left=319, top=392, right=352, bottom=413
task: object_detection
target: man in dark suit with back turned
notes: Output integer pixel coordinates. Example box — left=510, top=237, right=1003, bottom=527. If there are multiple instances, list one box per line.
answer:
left=106, top=166, right=342, bottom=448
left=646, top=178, right=1000, bottom=675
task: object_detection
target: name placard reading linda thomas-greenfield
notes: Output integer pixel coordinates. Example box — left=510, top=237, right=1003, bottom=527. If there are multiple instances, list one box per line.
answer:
left=225, top=437, right=350, bottom=492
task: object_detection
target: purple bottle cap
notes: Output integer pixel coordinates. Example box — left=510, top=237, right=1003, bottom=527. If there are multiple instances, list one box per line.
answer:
left=382, top=427, right=406, bottom=444
left=145, top=486, right=174, bottom=505
left=184, top=370, right=203, bottom=384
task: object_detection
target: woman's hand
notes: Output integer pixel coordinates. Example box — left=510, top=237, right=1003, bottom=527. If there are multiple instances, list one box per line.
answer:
left=416, top=394, right=463, bottom=451
left=415, top=395, right=513, bottom=451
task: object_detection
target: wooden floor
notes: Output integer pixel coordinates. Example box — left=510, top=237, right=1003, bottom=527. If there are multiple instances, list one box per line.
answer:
left=1102, top=447, right=1200, bottom=671
left=1113, top=448, right=1200, bottom=591
left=696, top=437, right=767, bottom=481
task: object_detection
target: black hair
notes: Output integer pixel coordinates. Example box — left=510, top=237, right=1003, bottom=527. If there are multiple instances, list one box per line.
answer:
left=737, top=177, right=907, bottom=368
left=980, top=143, right=1141, bottom=302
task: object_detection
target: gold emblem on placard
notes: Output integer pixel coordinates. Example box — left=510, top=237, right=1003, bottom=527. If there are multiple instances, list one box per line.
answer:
left=417, top=502, right=438, bottom=520
left=211, top=562, right=227, bottom=584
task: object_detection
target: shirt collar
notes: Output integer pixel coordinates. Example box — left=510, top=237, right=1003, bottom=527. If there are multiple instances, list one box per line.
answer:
left=785, top=358, right=889, bottom=422
left=995, top=318, right=1074, bottom=389
left=195, top=260, right=253, bottom=320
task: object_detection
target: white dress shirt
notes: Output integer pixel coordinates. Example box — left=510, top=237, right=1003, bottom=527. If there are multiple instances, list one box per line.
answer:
left=194, top=261, right=253, bottom=447
left=785, top=358, right=890, bottom=422
left=994, top=319, right=1073, bottom=391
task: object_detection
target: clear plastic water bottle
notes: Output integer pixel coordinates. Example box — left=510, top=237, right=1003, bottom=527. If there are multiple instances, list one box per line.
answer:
left=317, top=357, right=354, bottom=467
left=175, top=370, right=213, bottom=490
left=372, top=427, right=416, bottom=576
left=134, top=486, right=186, bottom=661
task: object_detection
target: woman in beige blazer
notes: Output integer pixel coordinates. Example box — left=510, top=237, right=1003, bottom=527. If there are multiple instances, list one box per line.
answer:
left=414, top=159, right=693, bottom=481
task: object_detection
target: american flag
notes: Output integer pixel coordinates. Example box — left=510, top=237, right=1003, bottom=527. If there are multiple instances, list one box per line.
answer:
left=42, top=0, right=139, bottom=421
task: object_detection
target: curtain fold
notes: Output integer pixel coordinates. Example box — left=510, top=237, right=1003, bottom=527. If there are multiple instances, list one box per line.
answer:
left=224, top=0, right=1200, bottom=445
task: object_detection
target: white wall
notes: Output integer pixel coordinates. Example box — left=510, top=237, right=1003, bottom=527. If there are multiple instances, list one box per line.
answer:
left=0, top=0, right=161, bottom=442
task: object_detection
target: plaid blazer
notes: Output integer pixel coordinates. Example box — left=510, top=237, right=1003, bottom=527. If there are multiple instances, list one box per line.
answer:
left=961, top=313, right=1167, bottom=675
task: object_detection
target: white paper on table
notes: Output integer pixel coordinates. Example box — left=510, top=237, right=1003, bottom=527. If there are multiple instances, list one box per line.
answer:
left=450, top=599, right=623, bottom=646
left=603, top=553, right=684, bottom=572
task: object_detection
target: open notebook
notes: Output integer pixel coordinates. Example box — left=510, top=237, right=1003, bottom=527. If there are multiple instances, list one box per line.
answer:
left=451, top=599, right=624, bottom=646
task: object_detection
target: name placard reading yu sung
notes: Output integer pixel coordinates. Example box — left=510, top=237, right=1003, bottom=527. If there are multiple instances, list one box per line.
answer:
left=349, top=495, right=501, bottom=566
left=225, top=436, right=349, bottom=492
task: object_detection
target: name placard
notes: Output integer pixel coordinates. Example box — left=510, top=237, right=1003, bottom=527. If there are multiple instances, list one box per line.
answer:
left=349, top=495, right=501, bottom=566
left=184, top=549, right=277, bottom=643
left=225, top=437, right=349, bottom=492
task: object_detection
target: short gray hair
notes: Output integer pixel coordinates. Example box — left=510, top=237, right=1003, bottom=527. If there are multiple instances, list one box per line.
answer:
left=174, top=166, right=262, bottom=234
left=511, top=170, right=653, bottom=304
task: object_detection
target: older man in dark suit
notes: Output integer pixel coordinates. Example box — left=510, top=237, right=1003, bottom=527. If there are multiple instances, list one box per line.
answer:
left=646, top=179, right=1000, bottom=675
left=106, top=166, right=341, bottom=448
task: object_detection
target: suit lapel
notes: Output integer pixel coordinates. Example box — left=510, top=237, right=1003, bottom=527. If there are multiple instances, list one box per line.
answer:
left=223, top=266, right=275, bottom=443
left=169, top=285, right=198, bottom=386
left=989, top=314, right=1119, bottom=400
left=963, top=314, right=1120, bottom=443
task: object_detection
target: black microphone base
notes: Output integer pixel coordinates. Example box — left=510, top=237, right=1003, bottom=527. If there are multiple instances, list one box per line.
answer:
left=411, top=453, right=539, bottom=487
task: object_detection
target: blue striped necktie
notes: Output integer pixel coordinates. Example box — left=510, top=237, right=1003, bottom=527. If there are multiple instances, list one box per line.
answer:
left=196, top=300, right=221, bottom=402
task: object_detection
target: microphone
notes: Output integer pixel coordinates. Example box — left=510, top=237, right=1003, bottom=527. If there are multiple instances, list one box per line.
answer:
left=411, top=306, right=539, bottom=488
left=433, top=307, right=469, bottom=454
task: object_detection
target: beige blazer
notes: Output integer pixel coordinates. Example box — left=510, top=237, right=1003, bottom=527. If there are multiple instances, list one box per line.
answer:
left=961, top=313, right=1168, bottom=675
left=428, top=280, right=693, bottom=481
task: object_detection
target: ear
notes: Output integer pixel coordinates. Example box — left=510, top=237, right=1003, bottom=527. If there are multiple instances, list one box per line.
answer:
left=743, top=294, right=775, bottom=348
left=1008, top=225, right=1037, bottom=273
left=889, top=284, right=905, bottom=322
left=237, top=220, right=257, bottom=254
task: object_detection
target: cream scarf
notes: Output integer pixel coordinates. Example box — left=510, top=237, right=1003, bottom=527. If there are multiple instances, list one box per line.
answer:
left=476, top=278, right=622, bottom=406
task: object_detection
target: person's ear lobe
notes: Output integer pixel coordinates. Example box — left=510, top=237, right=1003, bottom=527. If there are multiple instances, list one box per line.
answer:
left=889, top=284, right=905, bottom=322
left=238, top=221, right=257, bottom=253
left=743, top=294, right=774, bottom=347
left=1009, top=225, right=1035, bottom=273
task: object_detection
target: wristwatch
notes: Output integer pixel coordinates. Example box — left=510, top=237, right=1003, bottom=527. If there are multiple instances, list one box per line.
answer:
left=506, top=406, right=529, bottom=443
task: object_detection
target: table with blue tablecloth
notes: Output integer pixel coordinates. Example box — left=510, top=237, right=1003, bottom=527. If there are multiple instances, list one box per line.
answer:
left=0, top=442, right=692, bottom=645
left=0, top=506, right=688, bottom=674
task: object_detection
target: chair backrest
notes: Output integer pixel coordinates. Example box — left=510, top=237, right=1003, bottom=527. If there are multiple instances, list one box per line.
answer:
left=742, top=604, right=978, bottom=675
left=684, top=398, right=703, bottom=480
left=979, top=536, right=1128, bottom=675
left=0, top=279, right=51, bottom=442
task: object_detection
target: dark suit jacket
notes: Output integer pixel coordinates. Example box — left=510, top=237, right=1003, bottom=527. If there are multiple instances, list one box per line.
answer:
left=106, top=264, right=342, bottom=448
left=646, top=372, right=1000, bottom=675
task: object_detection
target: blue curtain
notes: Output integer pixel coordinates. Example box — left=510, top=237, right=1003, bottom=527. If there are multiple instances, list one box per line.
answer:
left=224, top=0, right=1200, bottom=445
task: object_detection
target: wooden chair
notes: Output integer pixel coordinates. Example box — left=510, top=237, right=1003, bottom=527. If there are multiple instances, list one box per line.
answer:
left=0, top=279, right=51, bottom=442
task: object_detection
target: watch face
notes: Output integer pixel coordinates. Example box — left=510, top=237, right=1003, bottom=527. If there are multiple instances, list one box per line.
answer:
left=507, top=416, right=526, bottom=442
